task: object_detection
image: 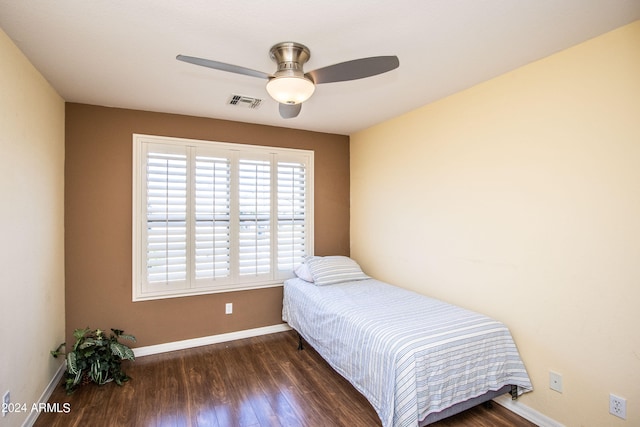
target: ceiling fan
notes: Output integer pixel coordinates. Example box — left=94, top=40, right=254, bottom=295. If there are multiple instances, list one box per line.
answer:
left=177, top=42, right=399, bottom=119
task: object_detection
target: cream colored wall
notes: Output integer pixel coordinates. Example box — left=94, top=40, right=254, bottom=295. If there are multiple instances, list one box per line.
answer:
left=351, top=21, right=640, bottom=427
left=0, top=28, right=65, bottom=426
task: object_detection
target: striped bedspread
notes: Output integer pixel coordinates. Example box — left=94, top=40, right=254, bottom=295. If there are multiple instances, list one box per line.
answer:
left=282, top=278, right=532, bottom=427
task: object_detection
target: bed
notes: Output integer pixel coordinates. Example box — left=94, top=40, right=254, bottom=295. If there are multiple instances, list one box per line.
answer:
left=282, top=256, right=533, bottom=427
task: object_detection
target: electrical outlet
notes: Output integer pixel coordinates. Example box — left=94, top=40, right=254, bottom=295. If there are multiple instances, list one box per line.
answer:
left=2, top=390, right=9, bottom=417
left=549, top=371, right=563, bottom=393
left=225, top=302, right=233, bottom=314
left=610, top=393, right=627, bottom=419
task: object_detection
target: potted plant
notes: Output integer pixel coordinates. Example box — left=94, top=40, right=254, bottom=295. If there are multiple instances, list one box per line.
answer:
left=51, top=328, right=136, bottom=394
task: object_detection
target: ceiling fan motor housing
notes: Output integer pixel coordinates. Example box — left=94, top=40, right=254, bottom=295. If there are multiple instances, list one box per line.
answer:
left=269, top=42, right=311, bottom=79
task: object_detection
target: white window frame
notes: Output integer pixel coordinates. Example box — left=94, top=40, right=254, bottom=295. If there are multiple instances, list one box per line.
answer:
left=132, top=134, right=314, bottom=301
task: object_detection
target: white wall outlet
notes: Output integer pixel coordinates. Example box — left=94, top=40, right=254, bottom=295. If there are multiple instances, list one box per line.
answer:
left=610, top=393, right=627, bottom=419
left=549, top=371, right=563, bottom=393
left=225, top=302, right=233, bottom=314
left=2, top=390, right=9, bottom=417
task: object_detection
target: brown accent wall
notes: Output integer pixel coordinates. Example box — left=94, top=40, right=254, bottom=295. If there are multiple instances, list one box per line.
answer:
left=65, top=103, right=350, bottom=347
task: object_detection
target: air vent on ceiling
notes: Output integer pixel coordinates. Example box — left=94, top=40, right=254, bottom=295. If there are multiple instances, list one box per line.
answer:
left=227, top=94, right=263, bottom=109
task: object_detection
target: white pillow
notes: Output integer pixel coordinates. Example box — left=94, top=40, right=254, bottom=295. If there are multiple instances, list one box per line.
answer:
left=293, top=263, right=314, bottom=282
left=305, top=256, right=369, bottom=286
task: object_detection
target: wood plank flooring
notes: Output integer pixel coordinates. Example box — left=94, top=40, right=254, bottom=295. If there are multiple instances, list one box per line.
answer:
left=34, top=330, right=536, bottom=427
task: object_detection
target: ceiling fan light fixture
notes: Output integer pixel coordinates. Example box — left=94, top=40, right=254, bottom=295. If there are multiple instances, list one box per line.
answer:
left=266, top=76, right=315, bottom=105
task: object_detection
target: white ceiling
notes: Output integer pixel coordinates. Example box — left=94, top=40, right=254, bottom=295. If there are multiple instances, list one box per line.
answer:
left=1, top=1, right=639, bottom=135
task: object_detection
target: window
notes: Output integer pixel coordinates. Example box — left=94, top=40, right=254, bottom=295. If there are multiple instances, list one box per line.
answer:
left=133, top=134, right=313, bottom=301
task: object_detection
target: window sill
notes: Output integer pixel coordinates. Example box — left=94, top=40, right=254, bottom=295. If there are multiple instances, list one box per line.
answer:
left=133, top=281, right=285, bottom=302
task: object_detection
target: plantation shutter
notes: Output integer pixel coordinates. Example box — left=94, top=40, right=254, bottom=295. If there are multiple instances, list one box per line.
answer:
left=277, top=161, right=308, bottom=272
left=144, top=148, right=188, bottom=286
left=194, top=153, right=231, bottom=282
left=238, top=158, right=271, bottom=277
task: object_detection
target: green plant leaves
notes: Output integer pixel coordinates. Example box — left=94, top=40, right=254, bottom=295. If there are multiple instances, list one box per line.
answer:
left=110, top=342, right=135, bottom=361
left=66, top=351, right=78, bottom=375
left=118, top=333, right=137, bottom=342
left=78, top=338, right=97, bottom=349
left=50, top=342, right=66, bottom=358
left=111, top=328, right=136, bottom=342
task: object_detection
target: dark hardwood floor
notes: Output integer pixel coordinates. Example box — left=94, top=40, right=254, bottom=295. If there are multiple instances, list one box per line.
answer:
left=35, top=331, right=536, bottom=427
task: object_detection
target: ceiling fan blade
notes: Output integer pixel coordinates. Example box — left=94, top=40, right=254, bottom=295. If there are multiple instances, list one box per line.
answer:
left=176, top=54, right=271, bottom=80
left=279, top=103, right=302, bottom=119
left=306, top=56, right=399, bottom=84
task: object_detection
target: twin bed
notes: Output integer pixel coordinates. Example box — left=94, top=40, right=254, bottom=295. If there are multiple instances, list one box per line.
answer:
left=282, top=256, right=532, bottom=427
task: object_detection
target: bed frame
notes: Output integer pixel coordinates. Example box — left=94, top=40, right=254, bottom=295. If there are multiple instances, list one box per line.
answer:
left=295, top=331, right=519, bottom=425
left=420, top=385, right=517, bottom=425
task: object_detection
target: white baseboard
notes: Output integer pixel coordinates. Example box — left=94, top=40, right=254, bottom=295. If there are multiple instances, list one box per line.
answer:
left=22, top=363, right=66, bottom=427
left=133, top=323, right=292, bottom=357
left=494, top=394, right=565, bottom=427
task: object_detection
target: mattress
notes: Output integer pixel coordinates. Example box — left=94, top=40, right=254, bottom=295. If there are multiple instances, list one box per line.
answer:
left=282, top=277, right=532, bottom=427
